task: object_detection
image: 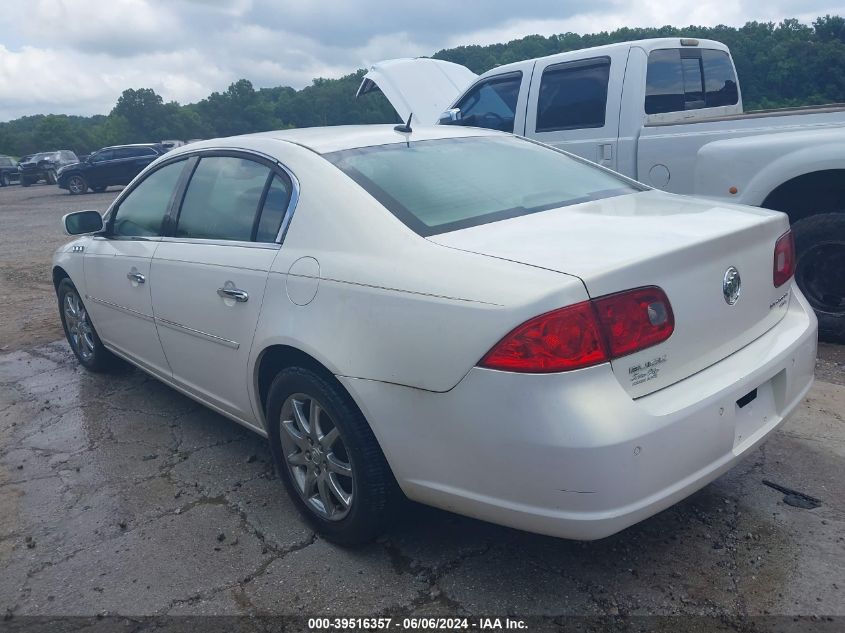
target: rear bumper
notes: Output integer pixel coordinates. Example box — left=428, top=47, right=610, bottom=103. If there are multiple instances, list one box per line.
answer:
left=341, top=286, right=818, bottom=540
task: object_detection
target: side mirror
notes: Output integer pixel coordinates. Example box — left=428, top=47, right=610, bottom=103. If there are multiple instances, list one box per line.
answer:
left=438, top=108, right=462, bottom=124
left=63, top=210, right=104, bottom=235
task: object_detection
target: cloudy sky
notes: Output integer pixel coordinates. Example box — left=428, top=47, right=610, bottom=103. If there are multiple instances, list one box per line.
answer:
left=0, top=0, right=839, bottom=121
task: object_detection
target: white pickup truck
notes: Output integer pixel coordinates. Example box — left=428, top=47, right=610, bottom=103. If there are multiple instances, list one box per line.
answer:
left=358, top=38, right=845, bottom=341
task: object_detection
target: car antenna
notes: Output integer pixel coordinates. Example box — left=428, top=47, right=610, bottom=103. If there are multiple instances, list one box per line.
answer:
left=394, top=113, right=413, bottom=134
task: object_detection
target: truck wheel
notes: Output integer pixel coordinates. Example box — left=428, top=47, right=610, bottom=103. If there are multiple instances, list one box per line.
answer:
left=793, top=213, right=845, bottom=343
left=67, top=175, right=88, bottom=195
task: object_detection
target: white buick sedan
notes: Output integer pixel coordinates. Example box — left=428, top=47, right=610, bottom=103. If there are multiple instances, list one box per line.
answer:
left=54, top=125, right=817, bottom=544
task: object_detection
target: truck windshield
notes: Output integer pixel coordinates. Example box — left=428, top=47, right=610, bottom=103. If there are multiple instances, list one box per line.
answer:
left=325, top=136, right=641, bottom=236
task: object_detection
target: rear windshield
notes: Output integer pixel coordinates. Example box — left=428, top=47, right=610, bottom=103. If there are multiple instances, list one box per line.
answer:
left=325, top=136, right=640, bottom=236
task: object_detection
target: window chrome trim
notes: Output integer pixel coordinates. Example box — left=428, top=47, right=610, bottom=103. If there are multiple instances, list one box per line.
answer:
left=102, top=146, right=301, bottom=246
left=156, top=317, right=240, bottom=349
left=157, top=237, right=281, bottom=250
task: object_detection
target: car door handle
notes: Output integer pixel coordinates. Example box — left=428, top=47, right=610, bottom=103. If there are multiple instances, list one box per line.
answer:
left=127, top=272, right=146, bottom=284
left=217, top=287, right=249, bottom=302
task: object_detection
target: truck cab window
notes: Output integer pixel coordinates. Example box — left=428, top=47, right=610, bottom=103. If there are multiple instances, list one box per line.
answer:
left=536, top=57, right=610, bottom=132
left=448, top=73, right=522, bottom=133
left=702, top=49, right=738, bottom=107
left=646, top=48, right=738, bottom=115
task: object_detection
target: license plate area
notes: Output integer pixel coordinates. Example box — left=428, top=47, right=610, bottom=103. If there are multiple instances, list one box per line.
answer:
left=733, top=379, right=776, bottom=448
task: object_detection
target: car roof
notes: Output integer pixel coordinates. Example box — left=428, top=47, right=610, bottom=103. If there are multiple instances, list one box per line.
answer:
left=173, top=124, right=505, bottom=155
left=102, top=143, right=162, bottom=150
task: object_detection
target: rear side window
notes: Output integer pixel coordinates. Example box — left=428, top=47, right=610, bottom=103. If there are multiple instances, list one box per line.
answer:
left=175, top=156, right=272, bottom=242
left=536, top=57, right=610, bottom=132
left=112, top=160, right=186, bottom=237
left=645, top=48, right=738, bottom=114
left=255, top=175, right=293, bottom=243
left=448, top=73, right=522, bottom=133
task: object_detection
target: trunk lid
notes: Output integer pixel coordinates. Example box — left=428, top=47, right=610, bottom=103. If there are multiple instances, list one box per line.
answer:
left=357, top=58, right=477, bottom=125
left=429, top=190, right=792, bottom=397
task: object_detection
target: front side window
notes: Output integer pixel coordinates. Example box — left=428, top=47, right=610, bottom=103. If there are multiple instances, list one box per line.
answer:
left=175, top=156, right=272, bottom=242
left=91, top=150, right=113, bottom=163
left=447, top=73, right=522, bottom=133
left=536, top=57, right=610, bottom=132
left=326, top=136, right=640, bottom=236
left=646, top=48, right=738, bottom=114
left=111, top=160, right=186, bottom=237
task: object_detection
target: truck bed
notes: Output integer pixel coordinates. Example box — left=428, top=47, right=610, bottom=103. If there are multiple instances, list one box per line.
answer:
left=645, top=103, right=845, bottom=127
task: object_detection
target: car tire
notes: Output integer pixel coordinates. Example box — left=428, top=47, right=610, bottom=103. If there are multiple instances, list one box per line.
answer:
left=92, top=185, right=107, bottom=193
left=266, top=366, right=401, bottom=545
left=21, top=177, right=30, bottom=187
left=793, top=213, right=845, bottom=343
left=0, top=173, right=8, bottom=187
left=67, top=175, right=88, bottom=195
left=46, top=169, right=57, bottom=184
left=57, top=279, right=117, bottom=372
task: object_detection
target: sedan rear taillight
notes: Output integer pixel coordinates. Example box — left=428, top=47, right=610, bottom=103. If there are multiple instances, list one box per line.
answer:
left=773, top=229, right=795, bottom=288
left=478, top=286, right=674, bottom=373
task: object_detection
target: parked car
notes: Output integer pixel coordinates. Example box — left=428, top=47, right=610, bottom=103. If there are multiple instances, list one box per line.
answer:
left=54, top=125, right=817, bottom=544
left=18, top=150, right=78, bottom=186
left=160, top=139, right=185, bottom=151
left=360, top=37, right=845, bottom=341
left=57, top=144, right=165, bottom=194
left=0, top=155, right=20, bottom=186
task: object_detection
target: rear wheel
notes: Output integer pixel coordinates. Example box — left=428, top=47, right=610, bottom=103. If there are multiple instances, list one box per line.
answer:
left=67, top=175, right=88, bottom=195
left=0, top=173, right=8, bottom=187
left=46, top=169, right=57, bottom=184
left=21, top=177, right=31, bottom=187
left=793, top=213, right=845, bottom=342
left=92, top=185, right=107, bottom=193
left=266, top=367, right=400, bottom=545
left=57, top=279, right=117, bottom=372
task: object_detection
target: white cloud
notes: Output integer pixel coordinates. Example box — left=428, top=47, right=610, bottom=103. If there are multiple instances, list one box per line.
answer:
left=0, top=0, right=835, bottom=121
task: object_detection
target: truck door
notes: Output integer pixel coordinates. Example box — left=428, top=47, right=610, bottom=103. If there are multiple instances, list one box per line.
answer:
left=525, top=53, right=623, bottom=170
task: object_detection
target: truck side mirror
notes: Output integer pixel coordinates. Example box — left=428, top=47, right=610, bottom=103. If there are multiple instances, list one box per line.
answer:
left=63, top=210, right=104, bottom=235
left=438, top=108, right=462, bottom=124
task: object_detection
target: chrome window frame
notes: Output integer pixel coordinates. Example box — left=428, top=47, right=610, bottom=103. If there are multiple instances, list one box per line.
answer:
left=100, top=147, right=301, bottom=248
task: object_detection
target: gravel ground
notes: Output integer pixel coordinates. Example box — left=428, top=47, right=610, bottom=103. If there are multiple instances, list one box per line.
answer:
left=0, top=183, right=843, bottom=623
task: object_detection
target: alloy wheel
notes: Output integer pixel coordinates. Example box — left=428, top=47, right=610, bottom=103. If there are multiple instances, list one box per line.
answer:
left=279, top=393, right=354, bottom=521
left=64, top=290, right=95, bottom=361
left=69, top=176, right=85, bottom=194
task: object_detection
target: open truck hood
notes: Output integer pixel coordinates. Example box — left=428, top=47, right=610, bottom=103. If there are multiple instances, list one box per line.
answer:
left=429, top=190, right=793, bottom=398
left=357, top=58, right=477, bottom=125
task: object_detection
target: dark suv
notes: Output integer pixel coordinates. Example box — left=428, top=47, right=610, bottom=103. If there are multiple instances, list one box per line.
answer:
left=18, top=151, right=79, bottom=186
left=57, top=144, right=165, bottom=194
left=0, top=156, right=20, bottom=186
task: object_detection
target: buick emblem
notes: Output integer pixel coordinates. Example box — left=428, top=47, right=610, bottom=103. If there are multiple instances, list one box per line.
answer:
left=723, top=266, right=741, bottom=305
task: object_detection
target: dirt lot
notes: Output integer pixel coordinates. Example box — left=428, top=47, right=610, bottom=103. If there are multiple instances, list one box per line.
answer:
left=0, top=184, right=844, bottom=625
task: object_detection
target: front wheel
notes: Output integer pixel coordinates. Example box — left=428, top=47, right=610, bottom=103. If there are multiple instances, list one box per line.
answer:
left=266, top=367, right=400, bottom=545
left=57, top=279, right=117, bottom=372
left=67, top=175, right=88, bottom=195
left=793, top=213, right=845, bottom=342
